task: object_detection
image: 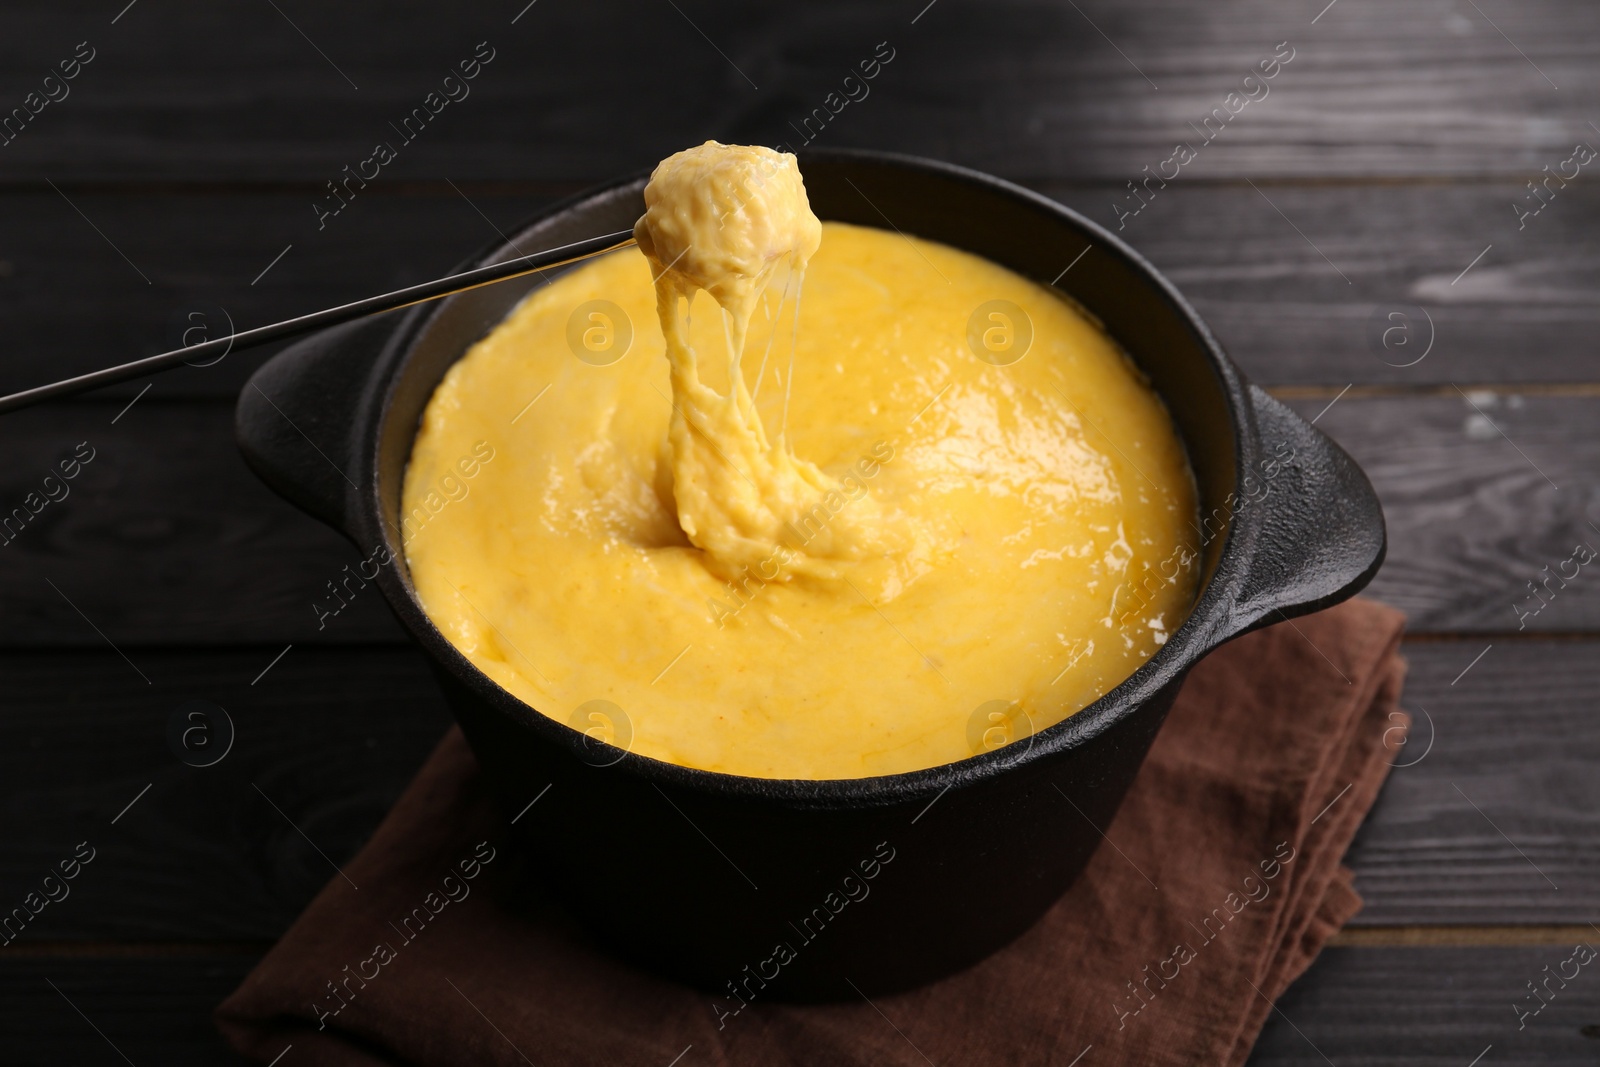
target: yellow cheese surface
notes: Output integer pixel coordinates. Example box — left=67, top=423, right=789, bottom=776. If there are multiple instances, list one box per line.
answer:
left=402, top=212, right=1199, bottom=778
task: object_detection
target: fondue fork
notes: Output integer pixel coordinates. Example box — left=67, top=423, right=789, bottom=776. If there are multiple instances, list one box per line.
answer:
left=0, top=229, right=637, bottom=415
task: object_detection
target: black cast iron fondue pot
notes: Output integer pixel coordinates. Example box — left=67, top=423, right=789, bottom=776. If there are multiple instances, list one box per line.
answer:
left=237, top=149, right=1385, bottom=1001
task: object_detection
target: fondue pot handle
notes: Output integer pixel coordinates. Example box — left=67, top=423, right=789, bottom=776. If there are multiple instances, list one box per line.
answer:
left=1221, top=384, right=1387, bottom=639
left=235, top=314, right=393, bottom=540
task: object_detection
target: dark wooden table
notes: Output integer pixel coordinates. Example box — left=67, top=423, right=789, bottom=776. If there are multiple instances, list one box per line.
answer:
left=2, top=1, right=1596, bottom=1062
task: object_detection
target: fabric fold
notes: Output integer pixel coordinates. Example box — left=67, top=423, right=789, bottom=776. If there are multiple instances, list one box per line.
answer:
left=218, top=597, right=1407, bottom=1067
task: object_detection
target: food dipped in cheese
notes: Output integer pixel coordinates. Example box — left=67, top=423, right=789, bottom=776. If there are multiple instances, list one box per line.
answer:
left=401, top=141, right=1199, bottom=779
left=630, top=142, right=911, bottom=584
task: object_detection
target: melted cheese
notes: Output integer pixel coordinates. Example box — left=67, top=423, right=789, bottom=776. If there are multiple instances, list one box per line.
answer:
left=402, top=143, right=1199, bottom=779
left=634, top=142, right=904, bottom=583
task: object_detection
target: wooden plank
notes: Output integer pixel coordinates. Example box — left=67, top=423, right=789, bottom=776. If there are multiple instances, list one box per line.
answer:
left=0, top=648, right=452, bottom=943
left=1348, top=637, right=1600, bottom=925
left=0, top=1, right=1594, bottom=185
left=1, top=181, right=1595, bottom=402
left=0, top=639, right=1594, bottom=945
left=1247, top=945, right=1600, bottom=1065
left=1334, top=925, right=1600, bottom=947
left=1039, top=181, right=1600, bottom=389
left=1282, top=393, right=1600, bottom=634
left=0, top=391, right=1593, bottom=645
left=0, top=946, right=1594, bottom=1064
left=0, top=189, right=559, bottom=401
left=0, top=955, right=256, bottom=1065
left=0, top=402, right=405, bottom=645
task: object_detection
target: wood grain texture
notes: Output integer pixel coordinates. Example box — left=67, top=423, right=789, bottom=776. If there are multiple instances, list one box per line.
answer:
left=1041, top=181, right=1600, bottom=388
left=0, top=402, right=405, bottom=646
left=1349, top=637, right=1600, bottom=924
left=1, top=181, right=1594, bottom=402
left=0, top=0, right=1593, bottom=184
left=0, top=393, right=1591, bottom=646
left=0, top=189, right=559, bottom=400
left=1282, top=393, right=1600, bottom=634
left=0, top=648, right=451, bottom=943
left=1246, top=945, right=1600, bottom=1065
left=0, top=641, right=1593, bottom=945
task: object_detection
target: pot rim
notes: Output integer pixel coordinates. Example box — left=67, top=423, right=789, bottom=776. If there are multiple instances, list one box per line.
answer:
left=357, top=147, right=1259, bottom=808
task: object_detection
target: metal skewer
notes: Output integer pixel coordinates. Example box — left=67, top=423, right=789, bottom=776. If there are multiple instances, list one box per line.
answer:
left=0, top=229, right=638, bottom=416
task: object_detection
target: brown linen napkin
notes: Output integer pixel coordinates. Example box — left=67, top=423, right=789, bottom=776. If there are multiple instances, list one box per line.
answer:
left=218, top=597, right=1407, bottom=1067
